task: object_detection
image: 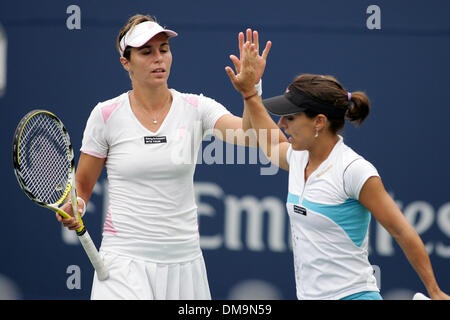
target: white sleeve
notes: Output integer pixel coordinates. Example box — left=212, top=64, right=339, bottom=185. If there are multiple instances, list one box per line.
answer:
left=198, top=95, right=231, bottom=137
left=80, top=104, right=108, bottom=158
left=343, top=158, right=380, bottom=200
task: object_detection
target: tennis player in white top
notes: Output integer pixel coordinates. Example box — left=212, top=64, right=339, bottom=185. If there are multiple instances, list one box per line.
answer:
left=56, top=15, right=272, bottom=299
left=226, top=32, right=450, bottom=300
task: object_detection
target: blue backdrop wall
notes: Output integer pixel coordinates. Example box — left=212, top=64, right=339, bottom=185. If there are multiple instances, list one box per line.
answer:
left=0, top=0, right=449, bottom=299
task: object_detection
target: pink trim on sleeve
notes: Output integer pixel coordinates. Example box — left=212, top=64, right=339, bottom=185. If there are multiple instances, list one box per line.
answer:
left=101, top=103, right=119, bottom=123
left=81, top=150, right=107, bottom=159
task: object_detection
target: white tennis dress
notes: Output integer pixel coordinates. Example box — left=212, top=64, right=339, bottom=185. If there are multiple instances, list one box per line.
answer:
left=286, top=136, right=380, bottom=300
left=80, top=89, right=230, bottom=299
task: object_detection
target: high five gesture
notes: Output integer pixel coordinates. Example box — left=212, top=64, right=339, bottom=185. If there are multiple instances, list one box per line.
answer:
left=226, top=29, right=272, bottom=97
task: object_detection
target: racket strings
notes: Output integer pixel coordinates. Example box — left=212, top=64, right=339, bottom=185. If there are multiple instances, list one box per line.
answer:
left=18, top=114, right=72, bottom=204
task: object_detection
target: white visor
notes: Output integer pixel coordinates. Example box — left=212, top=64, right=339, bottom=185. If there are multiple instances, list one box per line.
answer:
left=119, top=21, right=178, bottom=56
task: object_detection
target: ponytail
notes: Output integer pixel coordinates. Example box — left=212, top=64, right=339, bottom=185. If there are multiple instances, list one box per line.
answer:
left=346, top=91, right=370, bottom=127
left=292, top=74, right=371, bottom=133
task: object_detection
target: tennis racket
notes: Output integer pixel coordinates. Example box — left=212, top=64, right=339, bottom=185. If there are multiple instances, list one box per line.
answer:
left=12, top=109, right=109, bottom=281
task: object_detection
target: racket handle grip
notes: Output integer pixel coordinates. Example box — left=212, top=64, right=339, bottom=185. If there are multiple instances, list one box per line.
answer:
left=78, top=230, right=109, bottom=281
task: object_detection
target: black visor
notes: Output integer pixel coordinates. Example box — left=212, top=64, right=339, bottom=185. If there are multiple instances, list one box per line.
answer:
left=262, top=85, right=347, bottom=118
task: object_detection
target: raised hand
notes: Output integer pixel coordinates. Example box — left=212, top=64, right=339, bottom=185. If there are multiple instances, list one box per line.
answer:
left=225, top=40, right=260, bottom=97
left=226, top=29, right=272, bottom=98
left=228, top=29, right=271, bottom=85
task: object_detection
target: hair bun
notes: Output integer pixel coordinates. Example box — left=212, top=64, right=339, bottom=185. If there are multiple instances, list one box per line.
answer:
left=346, top=91, right=370, bottom=126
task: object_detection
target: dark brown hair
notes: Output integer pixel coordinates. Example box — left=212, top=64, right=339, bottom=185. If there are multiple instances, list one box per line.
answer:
left=116, top=14, right=157, bottom=60
left=291, top=74, right=370, bottom=133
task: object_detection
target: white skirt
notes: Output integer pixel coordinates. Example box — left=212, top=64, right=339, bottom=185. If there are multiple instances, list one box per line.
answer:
left=90, top=251, right=211, bottom=300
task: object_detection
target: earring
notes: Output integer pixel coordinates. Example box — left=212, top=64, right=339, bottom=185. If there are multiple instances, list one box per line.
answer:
left=314, top=129, right=319, bottom=138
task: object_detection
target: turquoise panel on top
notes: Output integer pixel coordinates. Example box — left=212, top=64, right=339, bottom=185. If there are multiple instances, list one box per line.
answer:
left=287, top=192, right=300, bottom=205
left=301, top=198, right=371, bottom=247
left=341, top=291, right=382, bottom=300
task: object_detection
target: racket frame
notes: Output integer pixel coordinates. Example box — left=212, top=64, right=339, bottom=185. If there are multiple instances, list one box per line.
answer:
left=12, top=109, right=108, bottom=281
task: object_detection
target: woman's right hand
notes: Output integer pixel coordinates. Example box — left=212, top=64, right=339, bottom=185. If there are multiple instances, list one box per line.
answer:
left=55, top=200, right=83, bottom=231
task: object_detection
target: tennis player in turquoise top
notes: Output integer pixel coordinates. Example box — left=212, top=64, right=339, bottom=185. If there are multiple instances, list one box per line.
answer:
left=225, top=29, right=450, bottom=300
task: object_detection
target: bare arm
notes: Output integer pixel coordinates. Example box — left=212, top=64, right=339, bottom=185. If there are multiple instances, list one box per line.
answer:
left=228, top=29, right=264, bottom=135
left=75, top=152, right=106, bottom=204
left=56, top=152, right=106, bottom=230
left=213, top=114, right=257, bottom=147
left=243, top=95, right=290, bottom=170
left=225, top=35, right=289, bottom=170
left=213, top=29, right=272, bottom=147
left=359, top=176, right=450, bottom=300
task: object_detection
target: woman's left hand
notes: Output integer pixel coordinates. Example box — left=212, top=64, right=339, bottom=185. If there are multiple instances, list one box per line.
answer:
left=231, top=29, right=271, bottom=83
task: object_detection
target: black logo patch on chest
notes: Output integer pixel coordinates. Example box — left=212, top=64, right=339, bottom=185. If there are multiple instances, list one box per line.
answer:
left=144, top=136, right=167, bottom=144
left=293, top=205, right=307, bottom=216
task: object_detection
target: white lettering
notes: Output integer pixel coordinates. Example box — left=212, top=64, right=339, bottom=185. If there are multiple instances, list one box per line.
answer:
left=259, top=129, right=280, bottom=176
left=225, top=128, right=258, bottom=164
left=66, top=265, right=81, bottom=289
left=366, top=5, right=381, bottom=30
left=436, top=204, right=450, bottom=257
left=404, top=201, right=435, bottom=254
left=224, top=195, right=286, bottom=251
left=196, top=182, right=224, bottom=249
left=81, top=180, right=450, bottom=258
left=202, top=133, right=224, bottom=165
left=178, top=304, right=212, bottom=317
left=66, top=5, right=81, bottom=30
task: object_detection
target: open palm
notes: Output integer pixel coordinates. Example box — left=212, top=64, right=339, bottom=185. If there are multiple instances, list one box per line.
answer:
left=229, top=29, right=272, bottom=84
